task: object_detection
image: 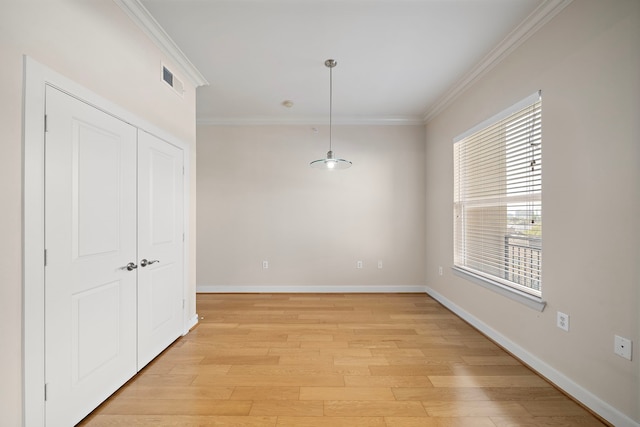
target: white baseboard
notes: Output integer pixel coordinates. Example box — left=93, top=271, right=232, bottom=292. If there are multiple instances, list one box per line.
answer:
left=196, top=285, right=428, bottom=294
left=425, top=286, right=639, bottom=427
left=183, top=313, right=199, bottom=335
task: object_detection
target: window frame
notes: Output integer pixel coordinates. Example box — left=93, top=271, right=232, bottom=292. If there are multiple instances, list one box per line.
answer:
left=452, top=91, right=546, bottom=311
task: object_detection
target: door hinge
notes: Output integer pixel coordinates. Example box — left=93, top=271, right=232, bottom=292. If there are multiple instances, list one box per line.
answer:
left=44, top=383, right=48, bottom=401
left=44, top=115, right=48, bottom=133
left=182, top=299, right=185, bottom=309
left=44, top=249, right=47, bottom=267
left=182, top=233, right=185, bottom=242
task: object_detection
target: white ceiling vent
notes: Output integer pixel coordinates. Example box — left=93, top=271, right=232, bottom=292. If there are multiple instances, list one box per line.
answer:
left=162, top=64, right=184, bottom=97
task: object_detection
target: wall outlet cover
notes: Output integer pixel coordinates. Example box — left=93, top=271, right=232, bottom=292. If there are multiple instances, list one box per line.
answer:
left=614, top=335, right=632, bottom=360
left=557, top=312, right=569, bottom=332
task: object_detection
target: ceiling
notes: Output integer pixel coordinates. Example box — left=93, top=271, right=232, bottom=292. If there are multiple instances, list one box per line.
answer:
left=139, top=0, right=545, bottom=125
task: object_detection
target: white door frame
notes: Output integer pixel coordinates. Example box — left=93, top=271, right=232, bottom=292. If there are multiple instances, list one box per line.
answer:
left=22, top=56, right=191, bottom=427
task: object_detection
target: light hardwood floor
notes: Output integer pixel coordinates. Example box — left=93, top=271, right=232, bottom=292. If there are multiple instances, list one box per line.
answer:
left=79, top=293, right=607, bottom=426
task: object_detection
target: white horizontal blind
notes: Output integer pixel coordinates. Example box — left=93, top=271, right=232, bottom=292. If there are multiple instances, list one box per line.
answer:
left=454, top=93, right=542, bottom=297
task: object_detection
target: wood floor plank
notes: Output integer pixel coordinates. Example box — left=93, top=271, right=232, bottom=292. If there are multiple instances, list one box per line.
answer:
left=127, top=374, right=196, bottom=387
left=320, top=348, right=374, bottom=357
left=490, top=416, right=607, bottom=426
left=449, top=365, right=537, bottom=376
left=300, top=341, right=350, bottom=349
left=344, top=374, right=433, bottom=388
left=179, top=341, right=271, bottom=356
left=324, top=400, right=428, bottom=417
left=275, top=416, right=386, bottom=427
left=228, top=364, right=370, bottom=376
left=384, top=417, right=497, bottom=427
left=192, top=373, right=345, bottom=387
left=97, top=399, right=252, bottom=416
left=369, top=365, right=453, bottom=376
left=249, top=400, right=324, bottom=416
left=115, top=385, right=235, bottom=400
left=333, top=356, right=389, bottom=366
left=519, top=400, right=594, bottom=416
left=77, top=293, right=606, bottom=427
left=299, top=386, right=396, bottom=401
left=167, top=364, right=231, bottom=375
left=392, top=386, right=566, bottom=402
left=199, top=355, right=280, bottom=365
left=422, top=400, right=530, bottom=417
left=370, top=349, right=425, bottom=357
left=347, top=339, right=401, bottom=349
left=384, top=355, right=466, bottom=366
left=229, top=386, right=300, bottom=401
left=79, top=415, right=278, bottom=427
left=287, top=333, right=335, bottom=342
left=460, top=355, right=523, bottom=366
left=429, top=375, right=552, bottom=388
left=278, top=354, right=336, bottom=365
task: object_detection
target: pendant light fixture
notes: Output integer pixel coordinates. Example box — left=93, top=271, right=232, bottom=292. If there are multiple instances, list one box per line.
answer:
left=310, top=59, right=352, bottom=170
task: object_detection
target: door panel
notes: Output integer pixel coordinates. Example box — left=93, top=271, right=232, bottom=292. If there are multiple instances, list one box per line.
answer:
left=74, top=124, right=121, bottom=257
left=137, top=130, right=184, bottom=368
left=72, top=281, right=121, bottom=382
left=45, top=86, right=138, bottom=426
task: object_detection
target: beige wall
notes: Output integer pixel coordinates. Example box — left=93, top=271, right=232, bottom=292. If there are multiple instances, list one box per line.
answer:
left=197, top=124, right=425, bottom=289
left=425, top=0, right=639, bottom=422
left=0, top=1, right=197, bottom=424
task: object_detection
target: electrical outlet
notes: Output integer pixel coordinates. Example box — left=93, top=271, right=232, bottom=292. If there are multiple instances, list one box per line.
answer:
left=356, top=260, right=363, bottom=269
left=262, top=260, right=269, bottom=269
left=438, top=266, right=443, bottom=276
left=377, top=260, right=383, bottom=269
left=557, top=312, right=569, bottom=332
left=614, top=335, right=632, bottom=360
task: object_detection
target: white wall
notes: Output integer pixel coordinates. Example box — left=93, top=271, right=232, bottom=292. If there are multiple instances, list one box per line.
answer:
left=197, top=124, right=426, bottom=291
left=425, top=0, right=639, bottom=424
left=0, top=1, right=197, bottom=424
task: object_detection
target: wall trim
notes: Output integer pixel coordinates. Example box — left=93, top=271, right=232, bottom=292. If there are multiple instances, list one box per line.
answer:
left=113, top=0, right=208, bottom=87
left=423, top=0, right=573, bottom=122
left=184, top=314, right=199, bottom=335
left=197, top=285, right=428, bottom=294
left=425, top=286, right=639, bottom=427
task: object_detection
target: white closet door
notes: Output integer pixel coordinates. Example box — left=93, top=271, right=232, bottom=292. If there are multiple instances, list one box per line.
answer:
left=44, top=86, right=138, bottom=426
left=136, top=130, right=185, bottom=368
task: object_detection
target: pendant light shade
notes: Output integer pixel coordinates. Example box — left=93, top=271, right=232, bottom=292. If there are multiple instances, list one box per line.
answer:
left=310, top=59, right=352, bottom=170
left=310, top=150, right=352, bottom=169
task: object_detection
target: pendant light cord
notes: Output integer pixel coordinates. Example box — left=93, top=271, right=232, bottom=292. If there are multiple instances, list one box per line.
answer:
left=329, top=64, right=333, bottom=153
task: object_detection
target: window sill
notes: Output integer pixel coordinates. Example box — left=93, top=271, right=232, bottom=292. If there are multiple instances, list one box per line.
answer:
left=452, top=266, right=546, bottom=312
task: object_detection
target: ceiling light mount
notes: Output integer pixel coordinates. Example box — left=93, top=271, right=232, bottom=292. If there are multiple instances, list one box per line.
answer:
left=310, top=58, right=352, bottom=170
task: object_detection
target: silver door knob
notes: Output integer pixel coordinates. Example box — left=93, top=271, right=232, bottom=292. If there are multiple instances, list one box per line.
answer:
left=122, top=262, right=137, bottom=271
left=140, top=259, right=160, bottom=267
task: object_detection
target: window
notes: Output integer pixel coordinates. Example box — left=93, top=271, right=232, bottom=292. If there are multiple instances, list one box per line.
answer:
left=453, top=92, right=542, bottom=300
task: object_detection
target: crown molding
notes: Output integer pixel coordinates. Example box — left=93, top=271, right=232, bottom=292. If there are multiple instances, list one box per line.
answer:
left=423, top=0, right=573, bottom=123
left=197, top=115, right=426, bottom=126
left=113, top=0, right=209, bottom=87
